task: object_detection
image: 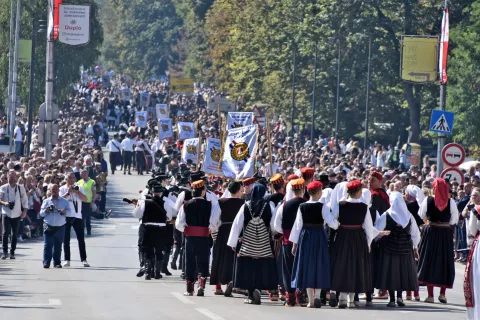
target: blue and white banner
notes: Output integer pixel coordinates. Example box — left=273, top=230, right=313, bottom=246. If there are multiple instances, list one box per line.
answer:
left=178, top=122, right=195, bottom=140
left=222, top=125, right=258, bottom=179
left=203, top=138, right=223, bottom=176
left=140, top=91, right=150, bottom=107
left=135, top=111, right=148, bottom=128
left=156, top=104, right=169, bottom=120
left=226, top=112, right=254, bottom=130
left=122, top=88, right=131, bottom=101
left=181, top=138, right=200, bottom=164
left=158, top=118, right=173, bottom=140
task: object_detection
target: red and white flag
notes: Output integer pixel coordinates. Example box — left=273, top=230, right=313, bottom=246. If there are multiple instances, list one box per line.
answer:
left=439, top=8, right=449, bottom=84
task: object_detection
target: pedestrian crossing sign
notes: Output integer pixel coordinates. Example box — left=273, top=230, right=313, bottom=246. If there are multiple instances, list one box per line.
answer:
left=430, top=110, right=454, bottom=135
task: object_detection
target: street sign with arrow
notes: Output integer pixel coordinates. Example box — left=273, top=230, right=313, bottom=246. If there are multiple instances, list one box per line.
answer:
left=400, top=36, right=439, bottom=84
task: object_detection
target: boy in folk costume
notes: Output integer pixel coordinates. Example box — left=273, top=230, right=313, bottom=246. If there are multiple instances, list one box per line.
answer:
left=290, top=181, right=339, bottom=308
left=463, top=200, right=480, bottom=320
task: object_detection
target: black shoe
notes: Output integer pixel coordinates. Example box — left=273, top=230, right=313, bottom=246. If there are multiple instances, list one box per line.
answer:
left=43, top=264, right=50, bottom=268
left=54, top=265, right=62, bottom=268
left=136, top=267, right=146, bottom=277
left=224, top=281, right=234, bottom=297
left=123, top=172, right=126, bottom=175
left=1, top=253, right=7, bottom=260
left=252, top=289, right=262, bottom=305
left=87, top=231, right=92, bottom=236
left=10, top=253, right=15, bottom=260
left=154, top=271, right=162, bottom=279
left=162, top=268, right=172, bottom=276
left=180, top=272, right=185, bottom=280
left=145, top=273, right=151, bottom=280
left=128, top=172, right=132, bottom=175
left=170, top=262, right=177, bottom=270
left=329, top=292, right=338, bottom=307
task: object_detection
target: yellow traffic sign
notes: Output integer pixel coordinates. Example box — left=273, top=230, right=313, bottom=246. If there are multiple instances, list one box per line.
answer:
left=400, top=36, right=438, bottom=83
left=170, top=78, right=194, bottom=93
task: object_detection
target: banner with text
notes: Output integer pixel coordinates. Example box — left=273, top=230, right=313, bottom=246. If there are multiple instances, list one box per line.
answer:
left=59, top=5, right=91, bottom=46
left=226, top=112, right=253, bottom=130
left=222, top=125, right=258, bottom=179
left=203, top=138, right=223, bottom=176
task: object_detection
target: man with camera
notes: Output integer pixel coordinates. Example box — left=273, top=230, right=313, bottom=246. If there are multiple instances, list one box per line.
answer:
left=60, top=173, right=89, bottom=267
left=40, top=184, right=71, bottom=268
left=0, top=170, right=28, bottom=260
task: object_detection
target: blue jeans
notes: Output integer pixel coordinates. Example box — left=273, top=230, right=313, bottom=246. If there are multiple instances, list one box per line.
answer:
left=15, top=141, right=24, bottom=157
left=43, top=224, right=65, bottom=266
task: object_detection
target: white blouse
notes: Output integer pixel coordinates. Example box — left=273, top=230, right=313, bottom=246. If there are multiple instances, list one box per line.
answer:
left=340, top=198, right=380, bottom=247
left=418, top=197, right=459, bottom=225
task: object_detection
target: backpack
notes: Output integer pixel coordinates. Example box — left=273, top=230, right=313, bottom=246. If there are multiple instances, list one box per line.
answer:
left=238, top=202, right=273, bottom=258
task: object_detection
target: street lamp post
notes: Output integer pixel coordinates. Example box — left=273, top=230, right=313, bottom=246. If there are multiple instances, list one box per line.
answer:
left=334, top=38, right=341, bottom=146
left=290, top=43, right=297, bottom=138
left=311, top=40, right=318, bottom=143
left=364, top=37, right=372, bottom=151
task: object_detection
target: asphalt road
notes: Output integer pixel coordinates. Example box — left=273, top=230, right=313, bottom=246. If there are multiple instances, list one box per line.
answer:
left=0, top=165, right=469, bottom=320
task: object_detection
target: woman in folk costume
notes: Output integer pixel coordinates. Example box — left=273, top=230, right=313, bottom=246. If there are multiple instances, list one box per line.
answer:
left=417, top=178, right=459, bottom=303
left=374, top=190, right=421, bottom=308
left=210, top=181, right=245, bottom=296
left=290, top=181, right=339, bottom=308
left=330, top=180, right=389, bottom=309
left=228, top=183, right=278, bottom=305
left=464, top=202, right=480, bottom=320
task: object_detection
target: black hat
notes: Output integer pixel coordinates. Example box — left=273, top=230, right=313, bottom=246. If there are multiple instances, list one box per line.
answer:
left=179, top=177, right=190, bottom=186
left=147, top=179, right=157, bottom=186
left=155, top=174, right=167, bottom=182
left=319, top=174, right=329, bottom=186
left=186, top=159, right=193, bottom=165
left=190, top=171, right=205, bottom=182
left=151, top=185, right=165, bottom=193
left=182, top=170, right=191, bottom=178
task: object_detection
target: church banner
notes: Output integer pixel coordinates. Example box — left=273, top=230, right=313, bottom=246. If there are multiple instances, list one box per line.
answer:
left=158, top=118, right=173, bottom=139
left=226, top=112, right=254, bottom=130
left=222, top=125, right=258, bottom=179
left=140, top=91, right=150, bottom=108
left=156, top=104, right=169, bottom=120
left=181, top=138, right=200, bottom=164
left=122, top=87, right=131, bottom=101
left=203, top=138, right=223, bottom=176
left=178, top=122, right=195, bottom=140
left=135, top=111, right=148, bottom=128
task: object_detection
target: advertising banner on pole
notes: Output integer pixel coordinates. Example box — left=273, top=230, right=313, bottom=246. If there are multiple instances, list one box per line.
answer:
left=59, top=4, right=90, bottom=46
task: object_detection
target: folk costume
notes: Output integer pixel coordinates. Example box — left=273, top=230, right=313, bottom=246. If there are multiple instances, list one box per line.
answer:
left=374, top=191, right=421, bottom=307
left=300, top=168, right=315, bottom=200
left=464, top=205, right=480, bottom=320
left=417, top=178, right=459, bottom=303
left=228, top=184, right=278, bottom=305
left=289, top=181, right=339, bottom=308
left=176, top=180, right=220, bottom=296
left=274, top=178, right=307, bottom=306
left=330, top=180, right=379, bottom=308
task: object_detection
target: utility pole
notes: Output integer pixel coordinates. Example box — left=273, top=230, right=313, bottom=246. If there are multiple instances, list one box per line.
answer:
left=290, top=43, right=297, bottom=138
left=7, top=0, right=15, bottom=149
left=27, top=19, right=41, bottom=156
left=334, top=39, right=341, bottom=146
left=45, top=7, right=54, bottom=160
left=364, top=37, right=372, bottom=151
left=10, top=0, right=21, bottom=153
left=311, top=40, right=318, bottom=143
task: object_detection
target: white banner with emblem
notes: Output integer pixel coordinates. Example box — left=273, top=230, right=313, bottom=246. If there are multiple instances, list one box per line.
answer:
left=135, top=111, right=148, bottom=128
left=181, top=138, right=200, bottom=164
left=203, top=138, right=223, bottom=176
left=156, top=104, right=169, bottom=120
left=226, top=112, right=253, bottom=130
left=178, top=122, right=195, bottom=140
left=158, top=118, right=173, bottom=139
left=222, top=125, right=258, bottom=179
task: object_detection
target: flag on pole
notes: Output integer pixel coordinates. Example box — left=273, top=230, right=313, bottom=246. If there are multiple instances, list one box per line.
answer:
left=226, top=112, right=254, bottom=130
left=181, top=138, right=200, bottom=164
left=222, top=125, right=258, bottom=179
left=135, top=111, right=148, bottom=128
left=203, top=138, right=223, bottom=176
left=439, top=8, right=449, bottom=84
left=158, top=118, right=173, bottom=139
left=178, top=122, right=195, bottom=140
left=156, top=104, right=169, bottom=120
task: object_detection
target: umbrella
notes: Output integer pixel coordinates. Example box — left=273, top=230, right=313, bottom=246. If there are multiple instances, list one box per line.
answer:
left=460, top=160, right=480, bottom=171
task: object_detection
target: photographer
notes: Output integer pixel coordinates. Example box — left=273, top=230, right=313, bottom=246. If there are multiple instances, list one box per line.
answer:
left=40, top=184, right=71, bottom=268
left=0, top=170, right=28, bottom=260
left=60, top=173, right=89, bottom=267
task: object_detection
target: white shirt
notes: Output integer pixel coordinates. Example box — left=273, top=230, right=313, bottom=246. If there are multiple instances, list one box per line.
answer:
left=0, top=184, right=28, bottom=218
left=289, top=200, right=339, bottom=244
left=14, top=126, right=23, bottom=142
left=175, top=197, right=221, bottom=233
left=59, top=185, right=85, bottom=219
left=418, top=197, right=459, bottom=225
left=135, top=141, right=152, bottom=154
left=133, top=197, right=175, bottom=223
left=121, top=138, right=135, bottom=152
left=174, top=189, right=219, bottom=213
left=227, top=201, right=276, bottom=247
left=106, top=140, right=122, bottom=152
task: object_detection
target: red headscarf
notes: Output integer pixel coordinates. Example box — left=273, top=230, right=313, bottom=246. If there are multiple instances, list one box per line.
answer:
left=433, top=178, right=449, bottom=211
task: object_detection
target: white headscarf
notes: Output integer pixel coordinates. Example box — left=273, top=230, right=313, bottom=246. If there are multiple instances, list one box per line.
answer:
left=405, top=184, right=425, bottom=206
left=387, top=191, right=411, bottom=228
left=284, top=181, right=294, bottom=202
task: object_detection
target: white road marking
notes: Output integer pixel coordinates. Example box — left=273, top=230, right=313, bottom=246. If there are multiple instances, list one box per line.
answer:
left=131, top=225, right=140, bottom=230
left=93, top=224, right=116, bottom=230
left=196, top=308, right=225, bottom=320
left=171, top=292, right=196, bottom=305
left=0, top=299, right=62, bottom=307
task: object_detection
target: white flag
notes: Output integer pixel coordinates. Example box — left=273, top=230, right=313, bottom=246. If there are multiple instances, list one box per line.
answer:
left=140, top=92, right=150, bottom=107
left=135, top=111, right=148, bottom=128
left=203, top=138, right=223, bottom=176
left=222, top=125, right=258, bottom=179
left=178, top=122, right=195, bottom=140
left=226, top=112, right=253, bottom=130
left=181, top=138, right=200, bottom=164
left=122, top=88, right=131, bottom=101
left=158, top=118, right=173, bottom=139
left=156, top=104, right=169, bottom=120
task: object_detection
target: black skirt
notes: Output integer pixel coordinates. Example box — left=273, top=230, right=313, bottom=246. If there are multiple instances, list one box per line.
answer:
left=417, top=225, right=455, bottom=288
left=210, top=224, right=235, bottom=285
left=374, top=249, right=419, bottom=291
left=233, top=256, right=278, bottom=291
left=331, top=228, right=372, bottom=293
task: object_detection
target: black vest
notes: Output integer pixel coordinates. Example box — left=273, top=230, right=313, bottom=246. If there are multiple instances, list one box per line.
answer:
left=406, top=200, right=424, bottom=227
left=184, top=198, right=212, bottom=227
left=426, top=196, right=451, bottom=223
left=142, top=197, right=167, bottom=224
left=300, top=202, right=324, bottom=225
left=265, top=193, right=284, bottom=207
left=218, top=198, right=245, bottom=223
left=370, top=190, right=390, bottom=223
left=338, top=201, right=368, bottom=225
left=282, top=197, right=306, bottom=230
left=180, top=188, right=193, bottom=202
left=381, top=214, right=412, bottom=255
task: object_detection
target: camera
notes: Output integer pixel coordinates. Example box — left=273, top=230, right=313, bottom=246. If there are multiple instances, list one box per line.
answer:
left=49, top=205, right=56, bottom=212
left=8, top=202, right=15, bottom=210
left=72, top=185, right=80, bottom=191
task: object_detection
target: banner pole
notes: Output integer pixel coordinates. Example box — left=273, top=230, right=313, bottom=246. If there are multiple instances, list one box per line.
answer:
left=195, top=138, right=201, bottom=171
left=218, top=126, right=225, bottom=171
left=266, top=114, right=273, bottom=177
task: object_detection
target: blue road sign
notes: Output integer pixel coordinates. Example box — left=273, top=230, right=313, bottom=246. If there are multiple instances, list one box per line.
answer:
left=430, top=110, right=454, bottom=135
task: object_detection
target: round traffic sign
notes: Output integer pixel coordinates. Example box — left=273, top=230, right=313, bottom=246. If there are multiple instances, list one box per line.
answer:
left=442, top=143, right=465, bottom=167
left=441, top=167, right=464, bottom=185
